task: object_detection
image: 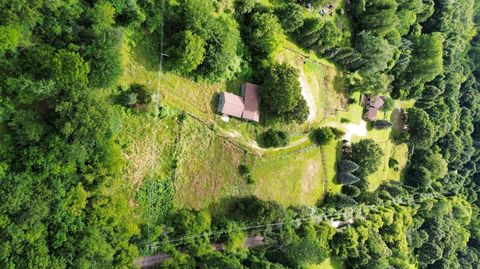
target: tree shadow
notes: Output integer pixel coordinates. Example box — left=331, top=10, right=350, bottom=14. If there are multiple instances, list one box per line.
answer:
left=210, top=92, right=220, bottom=115
left=389, top=108, right=404, bottom=144
left=332, top=139, right=343, bottom=185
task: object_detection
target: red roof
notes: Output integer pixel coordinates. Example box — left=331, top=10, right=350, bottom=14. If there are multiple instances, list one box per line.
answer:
left=219, top=92, right=244, bottom=118
left=241, top=83, right=260, bottom=122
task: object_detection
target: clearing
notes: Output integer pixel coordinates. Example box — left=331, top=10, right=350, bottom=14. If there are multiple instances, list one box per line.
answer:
left=173, top=117, right=253, bottom=209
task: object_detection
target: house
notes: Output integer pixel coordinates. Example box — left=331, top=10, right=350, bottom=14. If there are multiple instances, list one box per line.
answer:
left=217, top=83, right=260, bottom=122
left=363, top=95, right=385, bottom=121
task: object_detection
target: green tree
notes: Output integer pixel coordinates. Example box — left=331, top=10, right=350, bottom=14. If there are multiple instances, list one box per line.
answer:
left=403, top=107, right=435, bottom=149
left=337, top=160, right=359, bottom=173
left=355, top=31, right=395, bottom=74
left=260, top=63, right=307, bottom=122
left=0, top=24, right=21, bottom=55
left=331, top=227, right=360, bottom=259
left=372, top=120, right=392, bottom=130
left=381, top=97, right=395, bottom=111
left=260, top=129, right=289, bottom=148
left=168, top=30, right=206, bottom=74
left=85, top=28, right=123, bottom=88
left=274, top=3, right=304, bottom=33
left=336, top=172, right=361, bottom=185
left=351, top=139, right=384, bottom=177
left=312, top=127, right=335, bottom=145
left=248, top=12, right=285, bottom=59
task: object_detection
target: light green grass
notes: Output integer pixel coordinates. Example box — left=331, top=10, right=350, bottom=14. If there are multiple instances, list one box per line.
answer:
left=253, top=147, right=326, bottom=206
left=114, top=106, right=180, bottom=188
left=174, top=117, right=253, bottom=209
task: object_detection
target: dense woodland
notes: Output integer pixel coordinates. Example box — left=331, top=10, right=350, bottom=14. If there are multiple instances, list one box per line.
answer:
left=1, top=0, right=480, bottom=268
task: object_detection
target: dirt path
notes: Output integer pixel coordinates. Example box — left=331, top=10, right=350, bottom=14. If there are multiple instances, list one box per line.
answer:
left=299, top=70, right=318, bottom=122
left=343, top=121, right=367, bottom=141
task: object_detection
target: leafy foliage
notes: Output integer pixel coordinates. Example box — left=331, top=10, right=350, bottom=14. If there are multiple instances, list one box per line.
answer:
left=351, top=139, right=384, bottom=178
left=260, top=129, right=289, bottom=148
left=403, top=107, right=435, bottom=149
left=260, top=63, right=308, bottom=123
left=312, top=127, right=335, bottom=145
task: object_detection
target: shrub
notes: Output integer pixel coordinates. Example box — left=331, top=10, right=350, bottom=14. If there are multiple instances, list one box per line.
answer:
left=116, top=84, right=152, bottom=108
left=388, top=158, right=399, bottom=171
left=261, top=129, right=289, bottom=148
left=238, top=164, right=250, bottom=175
left=373, top=120, right=393, bottom=130
left=340, top=118, right=350, bottom=123
left=313, top=127, right=335, bottom=145
left=331, top=127, right=345, bottom=139
left=381, top=97, right=395, bottom=111
left=129, top=84, right=152, bottom=104
left=245, top=174, right=255, bottom=184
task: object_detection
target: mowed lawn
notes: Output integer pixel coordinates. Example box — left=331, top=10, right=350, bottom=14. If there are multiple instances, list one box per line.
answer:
left=173, top=117, right=253, bottom=209
left=253, top=147, right=326, bottom=206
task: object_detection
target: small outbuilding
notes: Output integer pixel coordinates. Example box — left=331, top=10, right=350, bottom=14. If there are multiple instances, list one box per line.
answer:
left=363, top=95, right=385, bottom=121
left=217, top=83, right=260, bottom=122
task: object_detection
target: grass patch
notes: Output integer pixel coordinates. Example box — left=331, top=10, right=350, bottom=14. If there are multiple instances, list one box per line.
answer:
left=173, top=117, right=253, bottom=209
left=114, top=106, right=180, bottom=187
left=253, top=147, right=326, bottom=206
left=136, top=177, right=174, bottom=224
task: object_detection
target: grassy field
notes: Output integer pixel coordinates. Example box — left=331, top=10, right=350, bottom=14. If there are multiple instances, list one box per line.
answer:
left=173, top=117, right=254, bottom=209
left=253, top=147, right=326, bottom=206
left=114, top=106, right=180, bottom=188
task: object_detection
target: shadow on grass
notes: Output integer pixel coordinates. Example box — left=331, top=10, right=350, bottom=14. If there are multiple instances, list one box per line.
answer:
left=210, top=92, right=220, bottom=115
left=389, top=108, right=404, bottom=144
